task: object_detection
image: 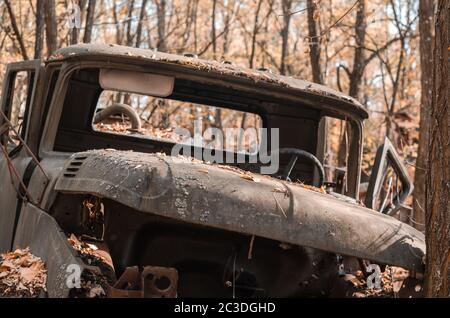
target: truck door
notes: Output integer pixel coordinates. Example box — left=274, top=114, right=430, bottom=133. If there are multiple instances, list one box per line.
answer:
left=0, top=60, right=41, bottom=253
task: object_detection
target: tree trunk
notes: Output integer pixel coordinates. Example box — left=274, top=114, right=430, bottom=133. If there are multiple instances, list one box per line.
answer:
left=425, top=0, right=450, bottom=298
left=4, top=0, right=29, bottom=60
left=126, top=0, right=135, bottom=46
left=70, top=0, right=81, bottom=45
left=211, top=0, right=217, bottom=59
left=279, top=0, right=292, bottom=75
left=348, top=0, right=366, bottom=99
left=337, top=0, right=367, bottom=168
left=306, top=0, right=323, bottom=84
left=135, top=0, right=149, bottom=47
left=34, top=0, right=45, bottom=59
left=83, top=0, right=97, bottom=43
left=249, top=0, right=263, bottom=69
left=222, top=0, right=232, bottom=56
left=413, top=0, right=434, bottom=232
left=156, top=0, right=167, bottom=52
left=307, top=0, right=327, bottom=180
left=44, top=0, right=58, bottom=55
left=193, top=0, right=199, bottom=52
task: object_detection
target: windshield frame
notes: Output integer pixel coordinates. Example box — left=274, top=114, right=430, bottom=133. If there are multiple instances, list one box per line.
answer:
left=39, top=59, right=365, bottom=199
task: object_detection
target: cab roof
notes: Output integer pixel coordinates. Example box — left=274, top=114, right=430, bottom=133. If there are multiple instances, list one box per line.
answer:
left=47, top=43, right=369, bottom=120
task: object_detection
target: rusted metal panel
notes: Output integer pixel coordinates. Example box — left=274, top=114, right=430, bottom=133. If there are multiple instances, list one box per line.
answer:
left=54, top=150, right=425, bottom=272
left=107, top=266, right=178, bottom=298
left=12, top=203, right=86, bottom=297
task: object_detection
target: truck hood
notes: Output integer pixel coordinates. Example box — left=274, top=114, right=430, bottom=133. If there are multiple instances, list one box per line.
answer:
left=54, top=150, right=425, bottom=271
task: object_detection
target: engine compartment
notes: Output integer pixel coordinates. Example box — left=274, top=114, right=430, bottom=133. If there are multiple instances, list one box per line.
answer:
left=51, top=193, right=344, bottom=297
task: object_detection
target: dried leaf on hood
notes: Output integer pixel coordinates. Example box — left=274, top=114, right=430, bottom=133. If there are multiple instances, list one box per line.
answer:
left=272, top=187, right=289, bottom=197
left=240, top=172, right=260, bottom=182
left=298, top=183, right=326, bottom=194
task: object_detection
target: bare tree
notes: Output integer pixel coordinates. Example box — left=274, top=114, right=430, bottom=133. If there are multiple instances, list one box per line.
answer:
left=307, top=0, right=328, bottom=176
left=111, top=0, right=123, bottom=44
left=425, top=0, right=449, bottom=298
left=44, top=0, right=58, bottom=55
left=156, top=0, right=167, bottom=52
left=126, top=0, right=135, bottom=46
left=249, top=0, right=263, bottom=69
left=348, top=0, right=366, bottom=99
left=279, top=0, right=293, bottom=75
left=221, top=0, right=234, bottom=56
left=384, top=0, right=407, bottom=140
left=177, top=0, right=196, bottom=53
left=306, top=0, right=323, bottom=84
left=413, top=0, right=434, bottom=231
left=211, top=0, right=217, bottom=59
left=336, top=0, right=366, bottom=167
left=193, top=0, right=199, bottom=52
left=83, top=0, right=97, bottom=43
left=4, top=0, right=29, bottom=60
left=135, top=0, right=149, bottom=47
left=70, top=0, right=82, bottom=45
left=34, top=0, right=45, bottom=59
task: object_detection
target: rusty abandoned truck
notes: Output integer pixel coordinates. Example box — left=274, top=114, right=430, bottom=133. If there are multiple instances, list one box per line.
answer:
left=0, top=44, right=424, bottom=297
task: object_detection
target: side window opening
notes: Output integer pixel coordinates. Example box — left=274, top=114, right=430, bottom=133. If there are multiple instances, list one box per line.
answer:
left=3, top=70, right=34, bottom=147
left=322, top=117, right=351, bottom=192
left=39, top=69, right=60, bottom=142
left=0, top=68, right=42, bottom=204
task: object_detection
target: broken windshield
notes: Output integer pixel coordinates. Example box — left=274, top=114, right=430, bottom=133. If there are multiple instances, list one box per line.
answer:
left=93, top=90, right=263, bottom=154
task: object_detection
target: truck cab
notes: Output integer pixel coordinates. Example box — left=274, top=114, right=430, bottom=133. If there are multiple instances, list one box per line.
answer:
left=0, top=44, right=424, bottom=297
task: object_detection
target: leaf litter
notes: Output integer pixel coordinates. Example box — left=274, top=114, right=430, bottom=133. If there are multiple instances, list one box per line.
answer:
left=0, top=248, right=47, bottom=298
left=67, top=234, right=115, bottom=298
left=348, top=266, right=423, bottom=298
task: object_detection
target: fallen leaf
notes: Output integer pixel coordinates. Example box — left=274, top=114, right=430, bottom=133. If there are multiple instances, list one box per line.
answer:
left=0, top=259, right=14, bottom=269
left=240, top=173, right=254, bottom=181
left=299, top=183, right=327, bottom=194
left=392, top=280, right=404, bottom=293
left=279, top=243, right=293, bottom=250
left=87, top=243, right=99, bottom=251
left=20, top=265, right=41, bottom=284
left=272, top=187, right=289, bottom=196
left=88, top=285, right=106, bottom=298
left=240, top=172, right=260, bottom=182
left=344, top=274, right=363, bottom=287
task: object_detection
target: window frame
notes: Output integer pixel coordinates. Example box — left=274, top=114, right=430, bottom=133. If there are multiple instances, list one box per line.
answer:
left=0, top=60, right=41, bottom=147
left=39, top=60, right=365, bottom=199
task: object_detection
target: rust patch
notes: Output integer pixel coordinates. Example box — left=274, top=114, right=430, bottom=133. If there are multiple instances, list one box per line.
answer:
left=107, top=266, right=178, bottom=298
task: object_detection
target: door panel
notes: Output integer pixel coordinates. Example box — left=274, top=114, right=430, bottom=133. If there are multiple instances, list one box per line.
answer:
left=0, top=60, right=41, bottom=253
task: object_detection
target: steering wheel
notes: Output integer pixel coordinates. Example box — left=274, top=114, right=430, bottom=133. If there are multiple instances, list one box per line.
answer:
left=93, top=103, right=142, bottom=131
left=275, top=148, right=325, bottom=187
